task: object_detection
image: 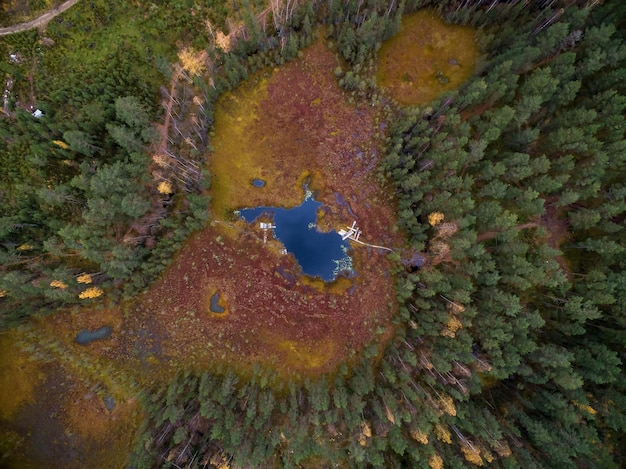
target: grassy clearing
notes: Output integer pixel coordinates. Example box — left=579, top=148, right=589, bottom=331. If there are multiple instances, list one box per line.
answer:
left=376, top=9, right=480, bottom=106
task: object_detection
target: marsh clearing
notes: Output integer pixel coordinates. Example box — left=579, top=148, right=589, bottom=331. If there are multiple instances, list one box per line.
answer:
left=0, top=11, right=480, bottom=466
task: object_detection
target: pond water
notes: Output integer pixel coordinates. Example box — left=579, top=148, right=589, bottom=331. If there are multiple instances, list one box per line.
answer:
left=74, top=326, right=112, bottom=345
left=209, top=291, right=225, bottom=313
left=237, top=192, right=353, bottom=282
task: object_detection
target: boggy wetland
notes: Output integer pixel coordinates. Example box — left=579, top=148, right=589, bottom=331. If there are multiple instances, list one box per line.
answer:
left=0, top=9, right=478, bottom=467
left=1, top=1, right=625, bottom=468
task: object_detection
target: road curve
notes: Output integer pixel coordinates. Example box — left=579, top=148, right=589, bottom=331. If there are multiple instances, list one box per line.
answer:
left=0, top=0, right=81, bottom=37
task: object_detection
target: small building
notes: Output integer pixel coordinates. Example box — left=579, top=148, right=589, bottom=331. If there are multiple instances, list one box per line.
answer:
left=32, top=109, right=44, bottom=118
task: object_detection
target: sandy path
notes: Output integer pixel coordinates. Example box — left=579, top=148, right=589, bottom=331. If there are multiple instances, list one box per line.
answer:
left=0, top=0, right=81, bottom=36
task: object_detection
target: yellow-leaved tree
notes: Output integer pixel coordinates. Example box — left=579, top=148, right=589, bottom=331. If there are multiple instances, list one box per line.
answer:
left=178, top=47, right=207, bottom=79
left=429, top=453, right=444, bottom=469
left=52, top=140, right=69, bottom=149
left=461, top=442, right=484, bottom=466
left=214, top=30, right=232, bottom=52
left=157, top=181, right=174, bottom=195
left=50, top=280, right=68, bottom=289
left=77, top=273, right=92, bottom=284
left=428, top=211, right=444, bottom=226
left=410, top=428, right=429, bottom=444
left=78, top=287, right=103, bottom=299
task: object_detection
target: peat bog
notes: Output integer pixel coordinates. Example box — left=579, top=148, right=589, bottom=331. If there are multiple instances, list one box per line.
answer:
left=0, top=13, right=479, bottom=467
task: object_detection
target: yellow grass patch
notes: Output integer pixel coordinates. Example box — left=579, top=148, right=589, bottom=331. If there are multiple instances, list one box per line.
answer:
left=0, top=331, right=45, bottom=421
left=376, top=9, right=479, bottom=106
left=298, top=274, right=354, bottom=295
left=210, top=73, right=274, bottom=218
left=276, top=339, right=336, bottom=371
left=209, top=69, right=328, bottom=219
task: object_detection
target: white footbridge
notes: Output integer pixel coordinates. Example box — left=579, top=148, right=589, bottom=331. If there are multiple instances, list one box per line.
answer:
left=338, top=221, right=393, bottom=252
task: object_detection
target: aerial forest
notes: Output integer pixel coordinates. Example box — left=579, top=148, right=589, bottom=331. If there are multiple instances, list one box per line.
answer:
left=0, top=0, right=625, bottom=468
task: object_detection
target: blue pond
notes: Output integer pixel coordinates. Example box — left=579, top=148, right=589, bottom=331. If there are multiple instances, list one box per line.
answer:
left=238, top=193, right=352, bottom=281
left=210, top=291, right=225, bottom=313
left=74, top=326, right=112, bottom=345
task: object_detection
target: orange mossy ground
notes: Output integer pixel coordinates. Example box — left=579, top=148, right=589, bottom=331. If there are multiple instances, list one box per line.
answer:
left=0, top=331, right=45, bottom=422
left=1, top=35, right=416, bottom=468
left=376, top=9, right=480, bottom=106
left=146, top=38, right=402, bottom=378
left=0, top=327, right=141, bottom=469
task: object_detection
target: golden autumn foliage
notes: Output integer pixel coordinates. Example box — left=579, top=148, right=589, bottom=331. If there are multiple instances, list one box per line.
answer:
left=447, top=317, right=463, bottom=332
left=441, top=316, right=463, bottom=338
left=52, top=140, right=69, bottom=149
left=215, top=30, right=232, bottom=52
left=77, top=273, right=92, bottom=284
left=438, top=394, right=457, bottom=416
left=178, top=47, right=207, bottom=78
left=157, top=181, right=174, bottom=195
left=429, top=453, right=444, bottom=469
left=361, top=421, right=372, bottom=438
left=78, top=287, right=103, bottom=299
left=49, top=280, right=68, bottom=289
left=428, top=211, right=444, bottom=226
left=434, top=423, right=451, bottom=444
left=358, top=421, right=372, bottom=445
left=209, top=453, right=231, bottom=469
left=481, top=446, right=494, bottom=464
left=461, top=443, right=484, bottom=466
left=0, top=290, right=7, bottom=298
left=573, top=400, right=598, bottom=415
left=17, top=244, right=34, bottom=251
left=411, top=429, right=429, bottom=444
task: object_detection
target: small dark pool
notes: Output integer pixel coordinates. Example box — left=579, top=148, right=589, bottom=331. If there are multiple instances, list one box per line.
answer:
left=74, top=326, right=112, bottom=345
left=238, top=192, right=352, bottom=281
left=252, top=178, right=266, bottom=187
left=210, top=291, right=225, bottom=313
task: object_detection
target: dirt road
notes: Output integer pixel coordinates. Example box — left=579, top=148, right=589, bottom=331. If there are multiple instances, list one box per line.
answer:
left=0, top=0, right=81, bottom=36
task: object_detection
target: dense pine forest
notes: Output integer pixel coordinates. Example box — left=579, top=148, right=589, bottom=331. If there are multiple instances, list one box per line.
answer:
left=1, top=0, right=625, bottom=468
